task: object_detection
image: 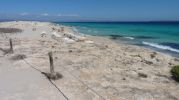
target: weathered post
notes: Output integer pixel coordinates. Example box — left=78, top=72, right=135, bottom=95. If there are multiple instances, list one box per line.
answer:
left=48, top=52, right=55, bottom=74
left=44, top=52, right=62, bottom=80
left=9, top=38, right=13, bottom=53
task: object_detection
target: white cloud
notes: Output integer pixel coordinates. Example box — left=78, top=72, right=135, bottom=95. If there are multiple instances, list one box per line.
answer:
left=57, top=14, right=62, bottom=17
left=57, top=14, right=80, bottom=17
left=20, top=12, right=29, bottom=16
left=41, top=13, right=49, bottom=16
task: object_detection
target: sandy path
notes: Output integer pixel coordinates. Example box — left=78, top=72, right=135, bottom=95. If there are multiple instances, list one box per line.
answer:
left=0, top=56, right=66, bottom=100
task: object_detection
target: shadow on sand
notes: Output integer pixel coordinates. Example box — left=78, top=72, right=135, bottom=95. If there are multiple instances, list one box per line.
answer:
left=0, top=48, right=11, bottom=55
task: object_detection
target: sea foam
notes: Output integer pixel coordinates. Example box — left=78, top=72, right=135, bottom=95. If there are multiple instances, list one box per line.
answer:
left=142, top=41, right=179, bottom=53
left=124, top=37, right=135, bottom=40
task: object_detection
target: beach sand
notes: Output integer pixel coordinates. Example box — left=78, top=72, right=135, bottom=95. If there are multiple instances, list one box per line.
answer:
left=0, top=21, right=179, bottom=100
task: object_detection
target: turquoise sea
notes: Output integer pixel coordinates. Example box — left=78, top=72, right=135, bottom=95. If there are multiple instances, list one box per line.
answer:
left=57, top=22, right=179, bottom=58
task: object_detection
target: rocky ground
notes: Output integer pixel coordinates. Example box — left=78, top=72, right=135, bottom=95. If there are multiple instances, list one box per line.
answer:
left=0, top=21, right=179, bottom=100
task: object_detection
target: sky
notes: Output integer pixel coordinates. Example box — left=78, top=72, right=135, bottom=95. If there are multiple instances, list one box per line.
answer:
left=0, top=0, right=179, bottom=22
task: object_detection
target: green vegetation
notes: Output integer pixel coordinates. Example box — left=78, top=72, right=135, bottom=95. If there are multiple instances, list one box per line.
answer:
left=171, top=65, right=179, bottom=82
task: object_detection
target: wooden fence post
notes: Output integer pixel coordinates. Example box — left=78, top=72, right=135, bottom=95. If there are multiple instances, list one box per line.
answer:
left=48, top=52, right=55, bottom=74
left=9, top=39, right=13, bottom=53
left=45, top=52, right=62, bottom=80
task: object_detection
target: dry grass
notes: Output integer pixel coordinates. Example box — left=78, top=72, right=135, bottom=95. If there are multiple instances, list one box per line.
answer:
left=42, top=72, right=63, bottom=80
left=0, top=48, right=12, bottom=55
left=138, top=72, right=148, bottom=78
left=0, top=28, right=23, bottom=33
left=10, top=54, right=27, bottom=61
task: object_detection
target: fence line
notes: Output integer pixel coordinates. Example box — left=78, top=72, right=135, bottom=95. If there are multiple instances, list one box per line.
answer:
left=62, top=65, right=106, bottom=100
left=23, top=59, right=69, bottom=100
left=23, top=58, right=106, bottom=100
left=1, top=38, right=105, bottom=100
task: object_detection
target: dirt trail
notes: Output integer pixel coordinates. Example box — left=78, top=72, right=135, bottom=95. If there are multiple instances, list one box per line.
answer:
left=0, top=56, right=66, bottom=100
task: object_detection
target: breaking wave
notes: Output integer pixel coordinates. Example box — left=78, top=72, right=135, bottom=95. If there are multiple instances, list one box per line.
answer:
left=142, top=41, right=179, bottom=53
left=124, top=37, right=135, bottom=40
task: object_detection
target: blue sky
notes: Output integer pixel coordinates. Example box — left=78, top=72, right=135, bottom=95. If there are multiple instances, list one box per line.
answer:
left=0, top=0, right=179, bottom=21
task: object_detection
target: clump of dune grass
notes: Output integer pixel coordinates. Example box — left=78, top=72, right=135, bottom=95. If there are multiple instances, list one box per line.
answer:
left=10, top=54, right=27, bottom=61
left=0, top=48, right=13, bottom=55
left=0, top=28, right=23, bottom=33
left=171, top=65, right=179, bottom=82
left=42, top=72, right=63, bottom=80
left=0, top=48, right=9, bottom=54
left=138, top=72, right=148, bottom=78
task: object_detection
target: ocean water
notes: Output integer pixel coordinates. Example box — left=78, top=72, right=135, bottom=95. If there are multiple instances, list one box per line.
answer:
left=57, top=22, right=179, bottom=58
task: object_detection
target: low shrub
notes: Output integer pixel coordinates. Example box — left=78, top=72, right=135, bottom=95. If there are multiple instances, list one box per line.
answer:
left=42, top=72, right=63, bottom=80
left=171, top=65, right=179, bottom=82
left=10, top=54, right=26, bottom=61
left=0, top=28, right=22, bottom=33
left=138, top=72, right=148, bottom=78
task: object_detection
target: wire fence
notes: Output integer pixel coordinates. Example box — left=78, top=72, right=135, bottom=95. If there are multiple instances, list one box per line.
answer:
left=23, top=59, right=69, bottom=100
left=0, top=37, right=106, bottom=100
left=23, top=58, right=106, bottom=100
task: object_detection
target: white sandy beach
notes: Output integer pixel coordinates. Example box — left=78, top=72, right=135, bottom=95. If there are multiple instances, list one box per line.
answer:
left=0, top=21, right=179, bottom=100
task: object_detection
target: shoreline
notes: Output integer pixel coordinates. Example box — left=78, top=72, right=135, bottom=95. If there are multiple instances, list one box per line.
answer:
left=0, top=21, right=179, bottom=100
left=59, top=22, right=179, bottom=58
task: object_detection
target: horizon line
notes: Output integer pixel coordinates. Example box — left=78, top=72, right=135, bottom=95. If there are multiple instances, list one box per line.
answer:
left=1, top=19, right=179, bottom=23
